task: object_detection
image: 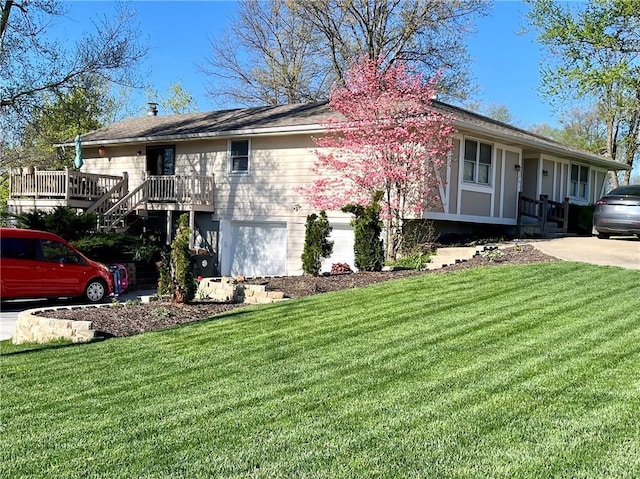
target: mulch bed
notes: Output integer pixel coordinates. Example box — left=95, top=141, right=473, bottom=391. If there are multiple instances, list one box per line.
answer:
left=40, top=244, right=557, bottom=338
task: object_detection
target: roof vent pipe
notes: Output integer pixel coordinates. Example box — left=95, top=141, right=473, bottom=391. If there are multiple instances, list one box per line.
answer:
left=147, top=102, right=158, bottom=116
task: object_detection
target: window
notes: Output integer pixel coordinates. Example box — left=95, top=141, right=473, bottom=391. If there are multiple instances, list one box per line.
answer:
left=0, top=238, right=37, bottom=260
left=463, top=138, right=492, bottom=185
left=229, top=139, right=250, bottom=174
left=570, top=164, right=589, bottom=199
left=41, top=240, right=82, bottom=264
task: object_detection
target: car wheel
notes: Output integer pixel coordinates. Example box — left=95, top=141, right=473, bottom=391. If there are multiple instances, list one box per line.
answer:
left=84, top=279, right=107, bottom=303
left=597, top=233, right=611, bottom=239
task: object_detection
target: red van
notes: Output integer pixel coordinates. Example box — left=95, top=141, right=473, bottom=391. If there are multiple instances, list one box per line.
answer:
left=0, top=227, right=114, bottom=303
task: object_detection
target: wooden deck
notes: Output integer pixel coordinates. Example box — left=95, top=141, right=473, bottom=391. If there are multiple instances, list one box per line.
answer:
left=8, top=168, right=215, bottom=231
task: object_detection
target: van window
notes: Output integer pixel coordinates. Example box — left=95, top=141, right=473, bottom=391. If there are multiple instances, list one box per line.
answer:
left=40, top=239, right=83, bottom=264
left=1, top=237, right=38, bottom=260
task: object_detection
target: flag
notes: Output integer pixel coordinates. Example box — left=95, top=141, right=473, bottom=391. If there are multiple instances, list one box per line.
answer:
left=74, top=134, right=83, bottom=169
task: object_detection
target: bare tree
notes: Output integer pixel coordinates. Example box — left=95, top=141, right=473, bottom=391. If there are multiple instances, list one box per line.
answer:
left=0, top=0, right=147, bottom=131
left=294, top=0, right=488, bottom=99
left=200, top=0, right=331, bottom=106
left=202, top=0, right=489, bottom=106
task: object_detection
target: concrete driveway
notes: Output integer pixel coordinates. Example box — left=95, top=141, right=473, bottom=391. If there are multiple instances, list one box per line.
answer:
left=532, top=236, right=640, bottom=270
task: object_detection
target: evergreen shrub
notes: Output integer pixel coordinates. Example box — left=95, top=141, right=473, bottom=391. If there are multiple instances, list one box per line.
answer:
left=301, top=210, right=334, bottom=276
left=342, top=191, right=384, bottom=272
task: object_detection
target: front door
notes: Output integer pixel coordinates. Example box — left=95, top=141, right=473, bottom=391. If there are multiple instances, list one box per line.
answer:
left=146, top=146, right=176, bottom=175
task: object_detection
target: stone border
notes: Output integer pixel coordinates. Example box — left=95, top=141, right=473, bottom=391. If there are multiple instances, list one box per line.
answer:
left=13, top=306, right=99, bottom=345
left=12, top=281, right=288, bottom=345
left=12, top=295, right=157, bottom=345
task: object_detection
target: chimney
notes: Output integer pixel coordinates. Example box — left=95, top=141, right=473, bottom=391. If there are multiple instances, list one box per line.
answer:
left=147, top=102, right=158, bottom=116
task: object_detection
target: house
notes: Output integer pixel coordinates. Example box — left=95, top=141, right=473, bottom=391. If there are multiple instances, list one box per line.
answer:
left=7, top=100, right=629, bottom=277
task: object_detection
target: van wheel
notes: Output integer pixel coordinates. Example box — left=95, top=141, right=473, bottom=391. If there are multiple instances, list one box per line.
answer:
left=84, top=279, right=107, bottom=303
left=597, top=233, right=610, bottom=239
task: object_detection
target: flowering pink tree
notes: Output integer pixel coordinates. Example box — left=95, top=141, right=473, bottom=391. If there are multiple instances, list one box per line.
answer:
left=299, top=57, right=456, bottom=260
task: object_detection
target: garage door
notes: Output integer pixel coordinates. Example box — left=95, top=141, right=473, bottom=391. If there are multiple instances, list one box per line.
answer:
left=226, top=222, right=287, bottom=277
left=321, top=224, right=356, bottom=273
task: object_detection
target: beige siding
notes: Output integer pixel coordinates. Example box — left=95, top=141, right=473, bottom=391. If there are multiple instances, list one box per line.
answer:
left=503, top=150, right=519, bottom=219
left=448, top=139, right=460, bottom=214
left=541, top=159, right=554, bottom=197
left=493, top=148, right=503, bottom=217
left=522, top=157, right=539, bottom=198
left=460, top=190, right=491, bottom=216
left=212, top=135, right=317, bottom=220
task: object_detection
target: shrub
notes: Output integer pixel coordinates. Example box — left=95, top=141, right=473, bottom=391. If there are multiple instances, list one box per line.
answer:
left=156, top=248, right=172, bottom=298
left=170, top=214, right=196, bottom=303
left=301, top=210, right=334, bottom=276
left=388, top=253, right=431, bottom=270
left=568, top=204, right=596, bottom=236
left=73, top=233, right=143, bottom=262
left=342, top=191, right=384, bottom=272
left=12, top=206, right=97, bottom=241
left=331, top=263, right=353, bottom=275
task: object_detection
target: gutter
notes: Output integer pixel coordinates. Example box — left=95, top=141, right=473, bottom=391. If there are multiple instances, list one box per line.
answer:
left=453, top=118, right=629, bottom=171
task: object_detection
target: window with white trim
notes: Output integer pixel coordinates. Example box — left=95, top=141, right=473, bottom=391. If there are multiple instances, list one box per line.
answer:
left=570, top=164, right=588, bottom=199
left=463, top=138, right=492, bottom=185
left=229, top=139, right=250, bottom=174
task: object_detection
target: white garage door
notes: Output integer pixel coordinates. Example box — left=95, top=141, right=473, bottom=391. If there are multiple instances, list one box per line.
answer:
left=226, top=222, right=287, bottom=277
left=321, top=224, right=356, bottom=273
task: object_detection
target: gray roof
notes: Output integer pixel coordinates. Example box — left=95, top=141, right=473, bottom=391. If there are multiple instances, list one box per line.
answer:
left=71, top=99, right=628, bottom=171
left=78, top=101, right=335, bottom=145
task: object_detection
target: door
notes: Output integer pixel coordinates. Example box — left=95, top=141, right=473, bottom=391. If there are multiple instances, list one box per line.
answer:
left=39, top=239, right=90, bottom=297
left=321, top=224, right=356, bottom=273
left=225, top=222, right=287, bottom=277
left=0, top=237, right=43, bottom=298
left=146, top=146, right=176, bottom=175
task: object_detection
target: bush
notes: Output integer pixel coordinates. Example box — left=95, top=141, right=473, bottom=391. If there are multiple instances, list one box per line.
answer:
left=388, top=252, right=431, bottom=270
left=73, top=233, right=142, bottom=262
left=170, top=214, right=196, bottom=303
left=568, top=204, right=596, bottom=236
left=331, top=263, right=353, bottom=274
left=342, top=192, right=384, bottom=272
left=12, top=206, right=97, bottom=241
left=301, top=210, right=334, bottom=276
left=156, top=248, right=172, bottom=298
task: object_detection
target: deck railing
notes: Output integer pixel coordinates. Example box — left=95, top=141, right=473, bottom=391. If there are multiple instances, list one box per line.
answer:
left=518, top=193, right=569, bottom=234
left=9, top=167, right=123, bottom=200
left=98, top=174, right=215, bottom=232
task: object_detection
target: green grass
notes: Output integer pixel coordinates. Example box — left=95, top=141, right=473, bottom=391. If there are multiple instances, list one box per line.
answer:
left=1, top=262, right=639, bottom=478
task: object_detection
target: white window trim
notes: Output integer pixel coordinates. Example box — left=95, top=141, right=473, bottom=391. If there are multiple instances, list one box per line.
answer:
left=228, top=138, right=251, bottom=175
left=462, top=136, right=494, bottom=187
left=569, top=162, right=589, bottom=202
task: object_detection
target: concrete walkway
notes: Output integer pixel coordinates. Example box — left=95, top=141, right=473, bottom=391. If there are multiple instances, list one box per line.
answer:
left=531, top=236, right=640, bottom=270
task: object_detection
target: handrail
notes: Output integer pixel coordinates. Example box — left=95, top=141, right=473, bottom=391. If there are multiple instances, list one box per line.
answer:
left=518, top=193, right=570, bottom=234
left=85, top=173, right=129, bottom=216
left=9, top=167, right=123, bottom=200
left=98, top=181, right=149, bottom=231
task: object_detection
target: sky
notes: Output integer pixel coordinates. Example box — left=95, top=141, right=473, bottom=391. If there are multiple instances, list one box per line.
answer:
left=60, top=0, right=557, bottom=128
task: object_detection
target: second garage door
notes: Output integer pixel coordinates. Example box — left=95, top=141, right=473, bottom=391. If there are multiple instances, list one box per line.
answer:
left=225, top=222, right=287, bottom=277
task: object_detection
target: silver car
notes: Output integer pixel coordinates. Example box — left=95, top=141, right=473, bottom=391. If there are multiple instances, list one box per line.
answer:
left=593, top=185, right=640, bottom=239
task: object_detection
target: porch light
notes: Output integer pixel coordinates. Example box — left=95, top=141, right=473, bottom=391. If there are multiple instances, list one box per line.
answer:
left=542, top=169, right=549, bottom=176
left=514, top=164, right=521, bottom=171
left=98, top=146, right=106, bottom=157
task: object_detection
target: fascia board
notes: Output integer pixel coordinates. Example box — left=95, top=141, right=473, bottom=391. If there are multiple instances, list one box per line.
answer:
left=454, top=118, right=630, bottom=171
left=57, top=124, right=326, bottom=148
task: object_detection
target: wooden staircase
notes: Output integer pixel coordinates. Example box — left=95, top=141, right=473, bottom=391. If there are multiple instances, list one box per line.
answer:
left=518, top=193, right=570, bottom=238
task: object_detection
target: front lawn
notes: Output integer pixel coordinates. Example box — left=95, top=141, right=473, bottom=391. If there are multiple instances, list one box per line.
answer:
left=1, top=262, right=639, bottom=478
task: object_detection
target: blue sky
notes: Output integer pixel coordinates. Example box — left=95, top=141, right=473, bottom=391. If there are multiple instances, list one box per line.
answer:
left=62, top=0, right=556, bottom=128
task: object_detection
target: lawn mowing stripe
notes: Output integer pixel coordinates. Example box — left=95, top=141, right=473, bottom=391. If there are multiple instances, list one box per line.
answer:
left=2, top=263, right=639, bottom=479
